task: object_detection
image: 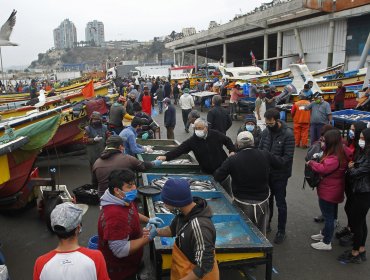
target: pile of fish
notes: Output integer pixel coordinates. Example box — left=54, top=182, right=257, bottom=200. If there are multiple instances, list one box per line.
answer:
left=147, top=150, right=167, bottom=155
left=334, top=113, right=370, bottom=121
left=162, top=159, right=194, bottom=165
left=151, top=176, right=216, bottom=191
left=154, top=201, right=171, bottom=214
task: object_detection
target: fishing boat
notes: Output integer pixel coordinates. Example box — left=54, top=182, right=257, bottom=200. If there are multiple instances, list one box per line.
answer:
left=0, top=114, right=62, bottom=209
left=0, top=82, right=110, bottom=119
left=0, top=81, right=110, bottom=105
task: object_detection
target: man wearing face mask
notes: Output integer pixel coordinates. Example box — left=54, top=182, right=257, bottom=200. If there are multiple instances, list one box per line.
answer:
left=98, top=169, right=163, bottom=280
left=305, top=92, right=332, bottom=144
left=84, top=111, right=110, bottom=169
left=259, top=109, right=295, bottom=244
left=156, top=118, right=236, bottom=174
left=237, top=114, right=262, bottom=147
left=34, top=203, right=110, bottom=280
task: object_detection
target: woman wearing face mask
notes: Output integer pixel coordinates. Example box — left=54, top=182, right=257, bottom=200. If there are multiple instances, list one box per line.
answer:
left=98, top=169, right=163, bottom=280
left=307, top=129, right=351, bottom=251
left=338, top=128, right=370, bottom=263
left=237, top=114, right=262, bottom=147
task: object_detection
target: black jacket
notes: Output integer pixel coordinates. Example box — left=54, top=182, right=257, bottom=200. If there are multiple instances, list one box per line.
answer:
left=258, top=120, right=295, bottom=179
left=207, top=106, right=232, bottom=135
left=165, top=129, right=236, bottom=174
left=347, top=153, right=370, bottom=193
left=214, top=148, right=283, bottom=201
left=164, top=104, right=176, bottom=127
left=169, top=197, right=216, bottom=278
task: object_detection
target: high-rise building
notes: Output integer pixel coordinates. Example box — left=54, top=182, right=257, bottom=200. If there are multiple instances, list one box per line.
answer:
left=85, top=20, right=105, bottom=46
left=53, top=19, right=77, bottom=49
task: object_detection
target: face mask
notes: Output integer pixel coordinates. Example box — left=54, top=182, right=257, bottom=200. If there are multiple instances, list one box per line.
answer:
left=122, top=189, right=138, bottom=203
left=267, top=122, right=279, bottom=132
left=195, top=130, right=206, bottom=138
left=91, top=120, right=102, bottom=127
left=315, top=99, right=321, bottom=104
left=348, top=130, right=355, bottom=139
left=359, top=139, right=366, bottom=149
left=245, top=125, right=255, bottom=132
left=190, top=123, right=195, bottom=128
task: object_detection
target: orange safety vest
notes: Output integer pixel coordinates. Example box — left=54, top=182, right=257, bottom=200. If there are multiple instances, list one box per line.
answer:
left=292, top=100, right=311, bottom=124
left=171, top=243, right=219, bottom=280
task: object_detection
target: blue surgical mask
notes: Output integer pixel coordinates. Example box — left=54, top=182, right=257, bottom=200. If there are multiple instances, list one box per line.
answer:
left=245, top=125, right=255, bottom=132
left=123, top=189, right=138, bottom=203
left=348, top=130, right=355, bottom=139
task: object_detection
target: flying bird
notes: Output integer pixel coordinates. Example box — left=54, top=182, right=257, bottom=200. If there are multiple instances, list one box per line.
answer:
left=0, top=10, right=18, bottom=46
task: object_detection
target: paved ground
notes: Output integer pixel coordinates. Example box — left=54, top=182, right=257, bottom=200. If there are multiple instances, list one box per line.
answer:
left=1, top=102, right=369, bottom=279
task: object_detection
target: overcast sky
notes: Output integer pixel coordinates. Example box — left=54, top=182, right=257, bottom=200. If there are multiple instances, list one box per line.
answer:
left=0, top=0, right=266, bottom=68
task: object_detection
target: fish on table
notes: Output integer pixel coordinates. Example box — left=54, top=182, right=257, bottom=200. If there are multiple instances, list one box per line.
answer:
left=161, top=159, right=194, bottom=165
left=150, top=176, right=216, bottom=191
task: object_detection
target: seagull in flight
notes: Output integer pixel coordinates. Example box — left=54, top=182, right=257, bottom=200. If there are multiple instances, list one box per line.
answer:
left=0, top=10, right=17, bottom=46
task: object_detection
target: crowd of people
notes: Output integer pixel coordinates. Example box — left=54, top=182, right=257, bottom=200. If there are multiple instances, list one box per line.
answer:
left=32, top=76, right=370, bottom=280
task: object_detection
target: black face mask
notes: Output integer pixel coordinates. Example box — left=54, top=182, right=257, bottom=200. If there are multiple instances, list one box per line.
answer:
left=91, top=121, right=102, bottom=128
left=267, top=122, right=279, bottom=132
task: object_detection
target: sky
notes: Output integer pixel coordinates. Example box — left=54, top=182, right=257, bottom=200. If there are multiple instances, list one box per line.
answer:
left=0, top=0, right=266, bottom=68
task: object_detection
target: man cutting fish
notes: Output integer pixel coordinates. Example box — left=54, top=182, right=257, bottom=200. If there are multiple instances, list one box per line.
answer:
left=156, top=118, right=236, bottom=174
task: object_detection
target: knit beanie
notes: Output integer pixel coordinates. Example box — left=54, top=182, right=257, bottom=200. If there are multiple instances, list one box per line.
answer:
left=244, top=114, right=257, bottom=124
left=161, top=179, right=192, bottom=207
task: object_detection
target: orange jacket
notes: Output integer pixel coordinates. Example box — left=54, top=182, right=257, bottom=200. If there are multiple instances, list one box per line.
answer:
left=291, top=100, right=311, bottom=123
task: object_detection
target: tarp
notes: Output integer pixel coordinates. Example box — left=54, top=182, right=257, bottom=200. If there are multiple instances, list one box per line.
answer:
left=0, top=114, right=62, bottom=163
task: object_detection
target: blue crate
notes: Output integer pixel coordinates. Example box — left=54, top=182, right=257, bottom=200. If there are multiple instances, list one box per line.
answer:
left=332, top=109, right=366, bottom=116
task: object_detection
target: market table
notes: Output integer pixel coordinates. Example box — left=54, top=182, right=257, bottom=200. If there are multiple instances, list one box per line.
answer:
left=142, top=173, right=273, bottom=280
left=190, top=91, right=217, bottom=112
left=332, top=109, right=370, bottom=135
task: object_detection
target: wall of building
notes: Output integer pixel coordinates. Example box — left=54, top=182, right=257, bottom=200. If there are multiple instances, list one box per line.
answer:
left=282, top=19, right=347, bottom=71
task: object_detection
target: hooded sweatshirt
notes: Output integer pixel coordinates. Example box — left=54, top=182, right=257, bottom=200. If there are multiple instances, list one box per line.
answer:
left=92, top=149, right=153, bottom=197
left=169, top=197, right=216, bottom=279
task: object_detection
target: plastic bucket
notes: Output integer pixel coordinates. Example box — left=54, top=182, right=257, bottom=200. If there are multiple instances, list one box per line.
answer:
left=88, top=235, right=99, bottom=250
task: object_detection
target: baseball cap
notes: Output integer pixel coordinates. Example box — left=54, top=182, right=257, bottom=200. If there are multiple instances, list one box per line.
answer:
left=236, top=131, right=254, bottom=147
left=50, top=202, right=88, bottom=232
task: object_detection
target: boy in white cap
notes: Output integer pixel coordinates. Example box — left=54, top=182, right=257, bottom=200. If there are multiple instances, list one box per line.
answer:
left=33, top=202, right=109, bottom=280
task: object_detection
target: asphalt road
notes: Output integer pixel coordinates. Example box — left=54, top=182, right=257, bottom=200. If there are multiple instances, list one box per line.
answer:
left=1, top=102, right=369, bottom=280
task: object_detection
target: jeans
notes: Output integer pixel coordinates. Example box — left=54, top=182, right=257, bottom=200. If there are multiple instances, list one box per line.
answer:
left=181, top=109, right=191, bottom=129
left=268, top=178, right=288, bottom=233
left=310, top=123, right=324, bottom=145
left=158, top=101, right=163, bottom=113
left=319, top=198, right=337, bottom=244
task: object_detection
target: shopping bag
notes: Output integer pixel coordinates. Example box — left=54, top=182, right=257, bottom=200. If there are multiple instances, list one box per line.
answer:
left=152, top=108, right=158, bottom=117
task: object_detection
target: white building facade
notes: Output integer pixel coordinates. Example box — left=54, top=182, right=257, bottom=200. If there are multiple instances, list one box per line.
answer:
left=53, top=19, right=77, bottom=49
left=85, top=20, right=105, bottom=46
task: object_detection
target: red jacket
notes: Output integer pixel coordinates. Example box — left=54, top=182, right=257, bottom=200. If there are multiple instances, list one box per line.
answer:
left=309, top=154, right=349, bottom=203
left=142, top=95, right=152, bottom=115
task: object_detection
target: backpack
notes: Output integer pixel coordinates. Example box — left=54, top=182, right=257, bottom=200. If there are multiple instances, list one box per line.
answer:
left=303, top=142, right=339, bottom=189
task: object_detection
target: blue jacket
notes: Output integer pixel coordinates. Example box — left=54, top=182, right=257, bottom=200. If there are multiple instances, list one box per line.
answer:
left=164, top=104, right=176, bottom=128
left=119, top=126, right=145, bottom=156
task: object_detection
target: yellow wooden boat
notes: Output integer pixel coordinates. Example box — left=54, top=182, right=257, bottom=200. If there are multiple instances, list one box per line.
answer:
left=0, top=82, right=110, bottom=119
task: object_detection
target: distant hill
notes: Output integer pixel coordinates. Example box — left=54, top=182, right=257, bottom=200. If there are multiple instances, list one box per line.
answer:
left=29, top=41, right=174, bottom=70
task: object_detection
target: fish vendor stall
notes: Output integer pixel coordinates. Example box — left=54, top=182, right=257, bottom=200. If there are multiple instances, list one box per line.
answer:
left=332, top=109, right=370, bottom=134
left=190, top=91, right=217, bottom=112
left=142, top=173, right=273, bottom=280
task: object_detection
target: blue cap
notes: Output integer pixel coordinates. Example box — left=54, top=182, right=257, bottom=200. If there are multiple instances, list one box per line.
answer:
left=161, top=179, right=192, bottom=207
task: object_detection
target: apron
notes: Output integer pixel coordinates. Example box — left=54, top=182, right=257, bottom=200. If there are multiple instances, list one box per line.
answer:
left=171, top=221, right=219, bottom=280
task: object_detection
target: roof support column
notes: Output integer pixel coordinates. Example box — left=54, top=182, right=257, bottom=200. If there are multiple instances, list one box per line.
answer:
left=294, top=28, right=304, bottom=63
left=194, top=48, right=198, bottom=71
left=276, top=31, right=282, bottom=70
left=181, top=51, right=185, bottom=66
left=357, top=32, right=370, bottom=69
left=327, top=20, right=335, bottom=67
left=223, top=43, right=227, bottom=66
left=263, top=33, right=268, bottom=71
left=173, top=50, right=176, bottom=66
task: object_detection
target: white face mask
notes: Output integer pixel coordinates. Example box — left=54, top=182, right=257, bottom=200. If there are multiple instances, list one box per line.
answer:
left=190, top=123, right=195, bottom=128
left=195, top=130, right=206, bottom=138
left=359, top=139, right=366, bottom=149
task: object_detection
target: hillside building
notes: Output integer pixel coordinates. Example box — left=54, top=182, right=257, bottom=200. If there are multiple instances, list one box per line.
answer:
left=85, top=20, right=105, bottom=46
left=53, top=19, right=77, bottom=49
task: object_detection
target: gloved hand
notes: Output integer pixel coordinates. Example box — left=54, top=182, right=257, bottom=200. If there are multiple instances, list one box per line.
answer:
left=148, top=217, right=164, bottom=226
left=142, top=132, right=149, bottom=140
left=146, top=223, right=158, bottom=240
left=145, top=146, right=153, bottom=153
left=94, top=136, right=103, bottom=142
left=151, top=159, right=163, bottom=167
